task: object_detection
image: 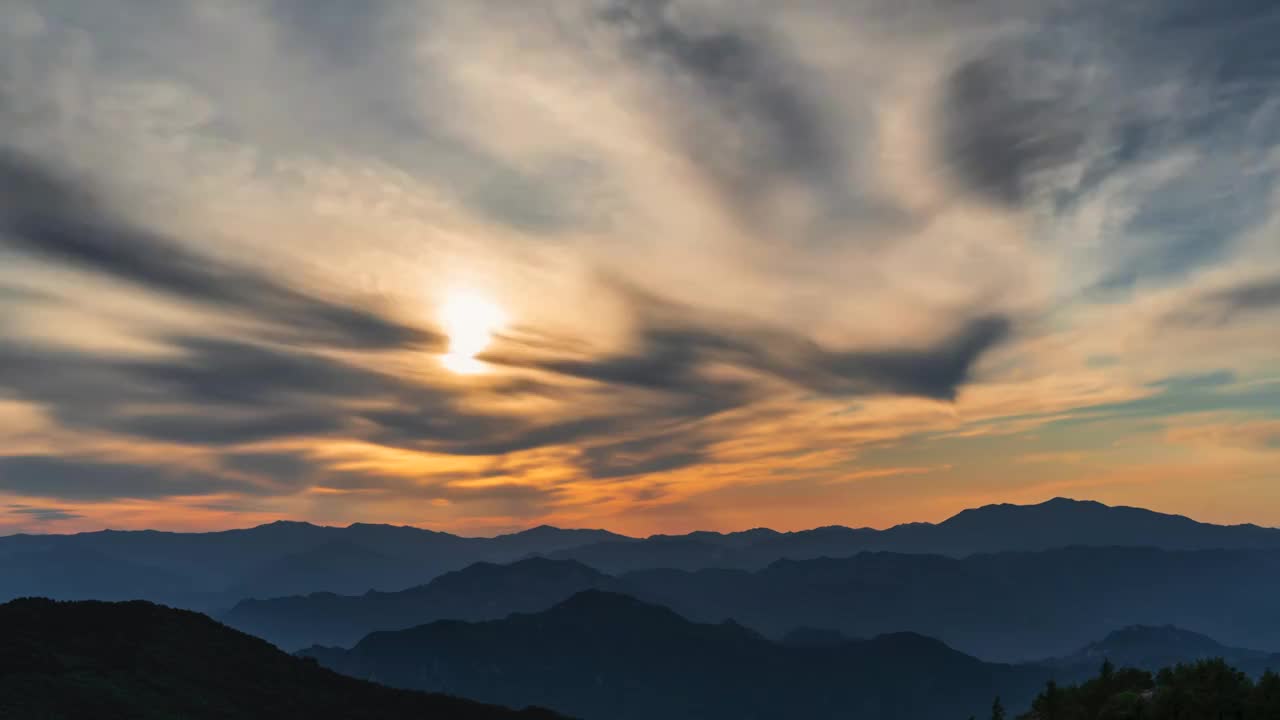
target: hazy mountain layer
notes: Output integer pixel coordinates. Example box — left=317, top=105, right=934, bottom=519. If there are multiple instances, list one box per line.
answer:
left=0, top=598, right=567, bottom=720
left=8, top=498, right=1278, bottom=611
left=300, top=590, right=1048, bottom=720
left=229, top=546, right=1280, bottom=659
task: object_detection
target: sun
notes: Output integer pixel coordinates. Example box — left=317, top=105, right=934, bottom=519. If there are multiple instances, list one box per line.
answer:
left=439, top=289, right=506, bottom=374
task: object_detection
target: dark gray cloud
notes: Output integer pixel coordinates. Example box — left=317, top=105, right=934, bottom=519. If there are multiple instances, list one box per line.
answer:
left=117, top=337, right=394, bottom=407
left=940, top=1, right=1278, bottom=202
left=223, top=451, right=319, bottom=483
left=803, top=316, right=1012, bottom=399
left=476, top=284, right=1010, bottom=478
left=941, top=0, right=1280, bottom=296
left=1166, top=275, right=1280, bottom=326
left=0, top=327, right=628, bottom=461
left=116, top=413, right=346, bottom=447
left=0, top=456, right=253, bottom=500
left=580, top=433, right=707, bottom=480
left=237, top=281, right=1007, bottom=463
left=1213, top=278, right=1280, bottom=314
left=0, top=336, right=391, bottom=446
left=0, top=150, right=441, bottom=351
left=365, top=406, right=641, bottom=458
left=502, top=283, right=1010, bottom=405
left=942, top=50, right=1086, bottom=207
left=5, top=504, right=84, bottom=522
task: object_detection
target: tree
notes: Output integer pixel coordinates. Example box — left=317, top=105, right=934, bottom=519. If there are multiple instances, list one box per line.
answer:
left=1249, top=670, right=1280, bottom=719
left=991, top=696, right=1006, bottom=720
left=1031, top=679, right=1062, bottom=720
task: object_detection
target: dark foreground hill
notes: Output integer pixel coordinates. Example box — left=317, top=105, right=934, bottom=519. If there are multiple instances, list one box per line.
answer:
left=301, top=590, right=1047, bottom=720
left=0, top=598, right=567, bottom=720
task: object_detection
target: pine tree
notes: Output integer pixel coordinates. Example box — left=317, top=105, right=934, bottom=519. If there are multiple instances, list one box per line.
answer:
left=991, top=695, right=1006, bottom=720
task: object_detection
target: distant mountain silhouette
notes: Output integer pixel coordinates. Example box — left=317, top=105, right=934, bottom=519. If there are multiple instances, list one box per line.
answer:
left=1044, top=625, right=1280, bottom=677
left=225, top=557, right=612, bottom=649
left=627, top=547, right=1280, bottom=660
left=0, top=546, right=191, bottom=601
left=545, top=498, right=1280, bottom=572
left=7, top=498, right=1280, bottom=614
left=234, top=546, right=1280, bottom=659
left=301, top=590, right=1047, bottom=720
left=539, top=536, right=733, bottom=573
left=0, top=597, right=566, bottom=720
left=227, top=540, right=414, bottom=598
left=0, top=521, right=628, bottom=609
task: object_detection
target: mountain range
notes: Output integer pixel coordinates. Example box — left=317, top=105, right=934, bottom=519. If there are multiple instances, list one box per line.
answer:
left=300, top=591, right=1280, bottom=720
left=6, top=593, right=1273, bottom=720
left=0, top=597, right=567, bottom=720
left=224, top=557, right=613, bottom=649
left=0, top=520, right=624, bottom=609
left=300, top=589, right=1049, bottom=720
left=541, top=498, right=1280, bottom=573
left=1044, top=624, right=1280, bottom=678
left=6, top=498, right=1279, bottom=612
left=227, top=545, right=1280, bottom=660
left=8, top=497, right=1280, bottom=720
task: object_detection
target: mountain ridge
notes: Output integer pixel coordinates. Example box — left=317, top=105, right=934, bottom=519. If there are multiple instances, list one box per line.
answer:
left=1044, top=623, right=1280, bottom=677
left=298, top=589, right=1047, bottom=720
left=0, top=597, right=568, bottom=720
left=8, top=497, right=1276, bottom=542
left=9, top=498, right=1280, bottom=615
left=230, top=546, right=1280, bottom=659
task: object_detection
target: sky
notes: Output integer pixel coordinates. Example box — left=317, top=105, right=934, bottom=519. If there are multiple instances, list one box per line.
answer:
left=0, top=0, right=1278, bottom=536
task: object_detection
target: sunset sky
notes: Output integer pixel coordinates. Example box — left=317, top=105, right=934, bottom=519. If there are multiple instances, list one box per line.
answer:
left=1, top=0, right=1278, bottom=536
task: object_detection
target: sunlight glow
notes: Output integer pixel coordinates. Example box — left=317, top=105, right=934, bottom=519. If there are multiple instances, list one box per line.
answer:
left=439, top=289, right=506, bottom=374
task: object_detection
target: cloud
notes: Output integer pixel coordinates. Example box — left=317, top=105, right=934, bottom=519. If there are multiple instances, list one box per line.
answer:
left=0, top=336, right=387, bottom=446
left=0, top=456, right=252, bottom=500
left=580, top=433, right=708, bottom=480
left=365, top=411, right=613, bottom=456
left=0, top=150, right=441, bottom=351
left=499, top=282, right=1011, bottom=404
left=596, top=0, right=902, bottom=237
left=941, top=49, right=1086, bottom=206
left=1046, top=375, right=1280, bottom=429
left=1164, top=417, right=1280, bottom=453
left=5, top=504, right=84, bottom=522
left=1167, top=275, right=1280, bottom=326
left=222, top=451, right=319, bottom=484
left=1146, top=370, right=1237, bottom=391
left=605, top=1, right=839, bottom=190
left=0, top=0, right=1278, bottom=530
